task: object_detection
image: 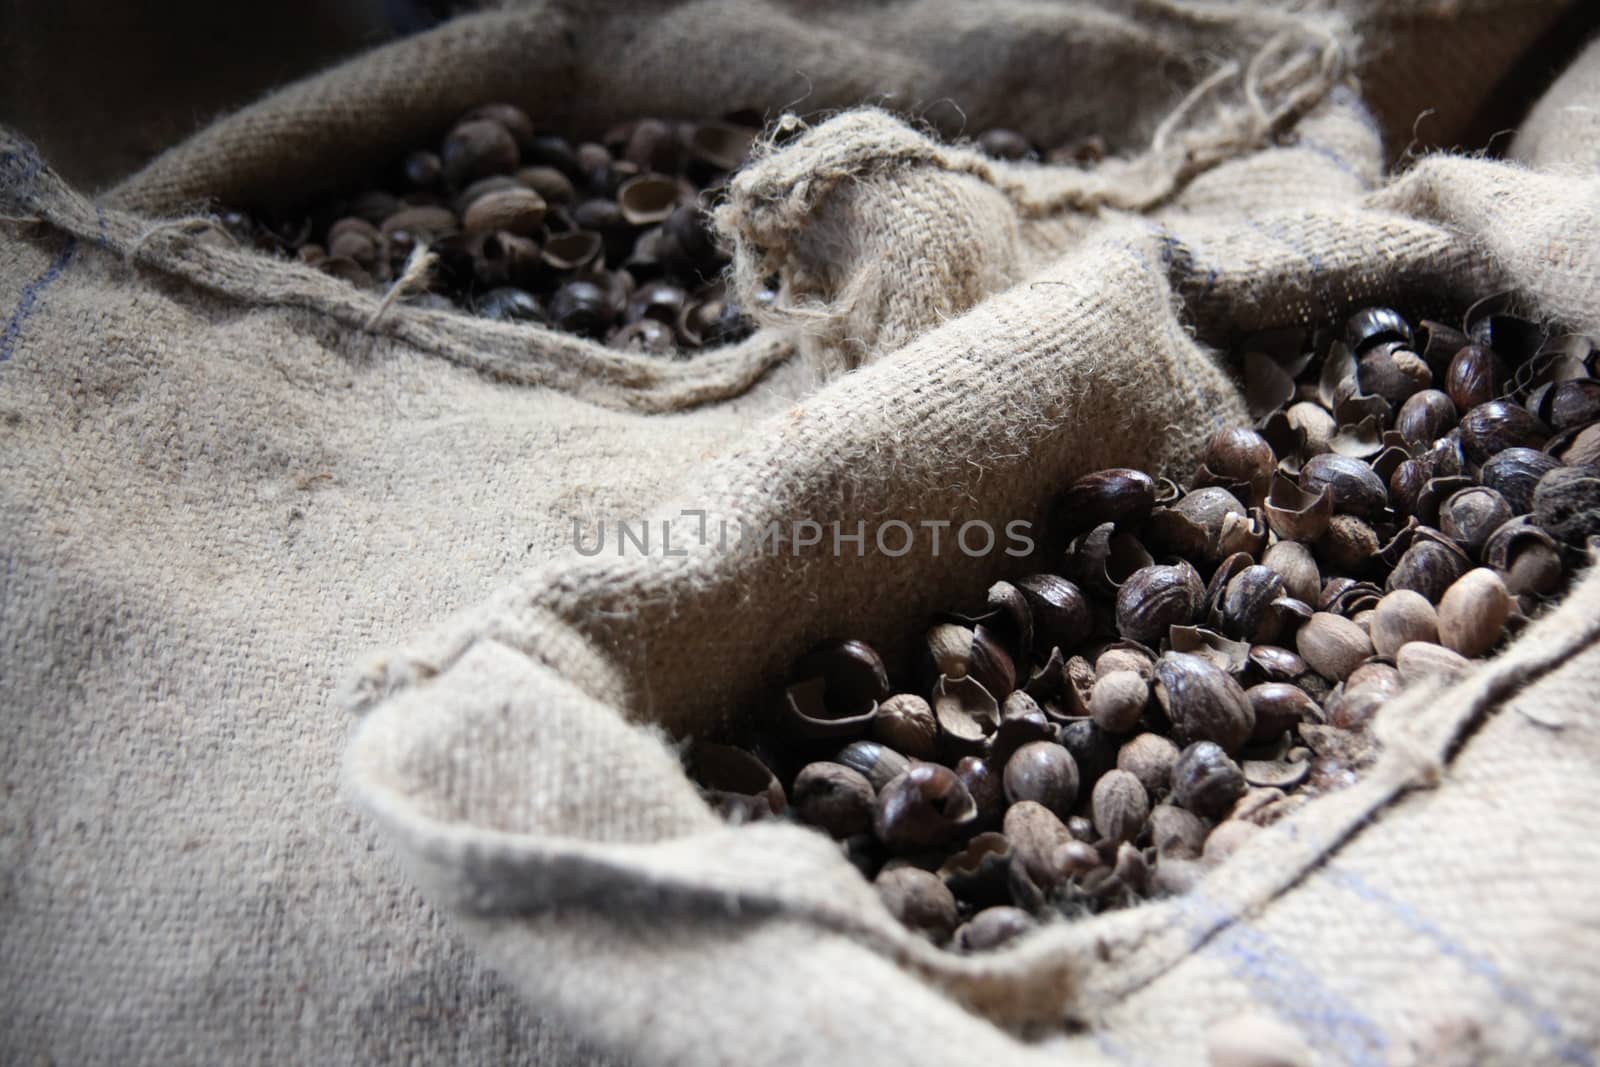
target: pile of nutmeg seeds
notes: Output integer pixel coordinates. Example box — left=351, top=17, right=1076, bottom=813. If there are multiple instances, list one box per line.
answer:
left=222, top=108, right=1102, bottom=355
left=689, top=296, right=1600, bottom=952
left=222, top=104, right=763, bottom=353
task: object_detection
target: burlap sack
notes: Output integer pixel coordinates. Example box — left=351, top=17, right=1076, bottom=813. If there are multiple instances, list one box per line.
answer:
left=1, top=3, right=1594, bottom=1066
left=333, top=16, right=1597, bottom=1067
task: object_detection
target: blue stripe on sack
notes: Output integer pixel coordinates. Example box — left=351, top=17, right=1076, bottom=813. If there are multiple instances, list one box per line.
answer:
left=1, top=237, right=79, bottom=364
left=1175, top=892, right=1390, bottom=1066
left=1093, top=1029, right=1155, bottom=1067
left=1324, top=865, right=1594, bottom=1067
left=1295, top=139, right=1365, bottom=185
left=1328, top=84, right=1384, bottom=146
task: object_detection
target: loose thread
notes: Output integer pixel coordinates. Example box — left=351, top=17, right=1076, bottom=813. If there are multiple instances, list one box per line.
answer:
left=129, top=216, right=238, bottom=262
left=366, top=243, right=437, bottom=330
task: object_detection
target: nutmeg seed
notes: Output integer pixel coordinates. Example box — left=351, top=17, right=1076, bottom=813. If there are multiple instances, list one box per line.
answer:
left=1370, top=590, right=1440, bottom=658
left=1436, top=568, right=1512, bottom=659
left=1296, top=612, right=1373, bottom=681
left=1091, top=769, right=1150, bottom=844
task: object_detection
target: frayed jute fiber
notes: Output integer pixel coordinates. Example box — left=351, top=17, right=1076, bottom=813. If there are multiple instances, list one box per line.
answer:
left=3, top=2, right=1597, bottom=1065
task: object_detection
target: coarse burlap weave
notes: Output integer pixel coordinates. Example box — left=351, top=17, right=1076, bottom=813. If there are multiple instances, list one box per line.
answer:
left=2, top=2, right=1597, bottom=1065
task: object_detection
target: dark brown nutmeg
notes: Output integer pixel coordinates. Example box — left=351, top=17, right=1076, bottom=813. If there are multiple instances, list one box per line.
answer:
left=875, top=867, right=959, bottom=942
left=783, top=638, right=889, bottom=737
left=970, top=625, right=1019, bottom=700
left=1533, top=465, right=1600, bottom=545
left=792, top=762, right=875, bottom=838
left=1015, top=574, right=1092, bottom=655
left=955, top=906, right=1036, bottom=952
left=1445, top=344, right=1507, bottom=412
left=1299, top=454, right=1388, bottom=519
left=1171, top=741, right=1248, bottom=818
left=516, top=165, right=576, bottom=203
left=1152, top=652, right=1255, bottom=753
left=1413, top=474, right=1476, bottom=528
left=1071, top=522, right=1155, bottom=598
left=1358, top=347, right=1430, bottom=407
left=835, top=740, right=911, bottom=792
left=461, top=103, right=537, bottom=152
left=1116, top=561, right=1205, bottom=642
left=953, top=756, right=1006, bottom=832
left=473, top=286, right=543, bottom=323
left=1415, top=319, right=1470, bottom=376
left=1539, top=380, right=1600, bottom=432
left=874, top=764, right=977, bottom=853
left=1317, top=514, right=1380, bottom=575
left=626, top=280, right=688, bottom=325
left=441, top=119, right=520, bottom=186
left=1480, top=448, right=1562, bottom=514
left=1345, top=306, right=1413, bottom=355
left=872, top=693, right=939, bottom=761
left=1059, top=468, right=1157, bottom=531
left=1386, top=535, right=1471, bottom=603
left=1458, top=400, right=1550, bottom=465
left=1439, top=486, right=1513, bottom=558
left=1395, top=389, right=1458, bottom=449
left=1246, top=682, right=1317, bottom=741
left=1002, top=741, right=1080, bottom=817
left=688, top=743, right=785, bottom=820
left=1059, top=718, right=1120, bottom=789
left=1199, top=427, right=1276, bottom=503
left=1484, top=517, right=1565, bottom=599
left=1389, top=459, right=1429, bottom=517
left=549, top=279, right=615, bottom=337
left=1221, top=565, right=1286, bottom=643
left=1264, top=472, right=1333, bottom=541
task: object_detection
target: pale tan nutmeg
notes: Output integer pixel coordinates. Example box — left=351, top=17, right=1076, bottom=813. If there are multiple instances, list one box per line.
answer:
left=1370, top=589, right=1440, bottom=658
left=1295, top=611, right=1373, bottom=681
left=1395, top=641, right=1472, bottom=687
left=1437, top=567, right=1513, bottom=659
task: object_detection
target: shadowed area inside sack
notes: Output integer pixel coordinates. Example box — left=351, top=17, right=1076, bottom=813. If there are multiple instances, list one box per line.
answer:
left=683, top=291, right=1600, bottom=951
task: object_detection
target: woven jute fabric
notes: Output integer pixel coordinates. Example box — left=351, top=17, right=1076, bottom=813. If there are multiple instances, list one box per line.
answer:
left=2, top=2, right=1596, bottom=1065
